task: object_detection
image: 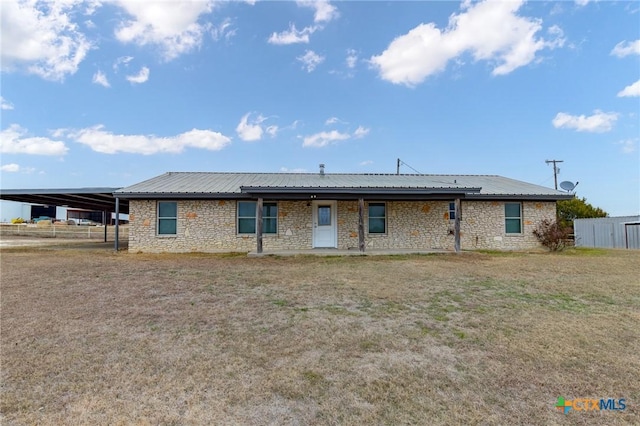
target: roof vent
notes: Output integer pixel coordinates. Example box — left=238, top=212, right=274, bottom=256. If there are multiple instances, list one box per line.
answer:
left=319, top=164, right=325, bottom=176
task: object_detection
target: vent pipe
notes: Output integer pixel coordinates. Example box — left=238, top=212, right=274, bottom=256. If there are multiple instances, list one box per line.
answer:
left=319, top=163, right=325, bottom=176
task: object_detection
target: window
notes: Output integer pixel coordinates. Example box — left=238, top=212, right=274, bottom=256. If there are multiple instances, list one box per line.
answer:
left=368, top=202, right=386, bottom=234
left=449, top=202, right=456, bottom=220
left=505, top=203, right=522, bottom=234
left=158, top=201, right=177, bottom=235
left=237, top=201, right=278, bottom=234
left=318, top=206, right=331, bottom=226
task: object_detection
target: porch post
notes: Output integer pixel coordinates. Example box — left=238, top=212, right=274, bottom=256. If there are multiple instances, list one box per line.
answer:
left=454, top=198, right=461, bottom=253
left=358, top=198, right=365, bottom=253
left=103, top=210, right=108, bottom=242
left=114, top=197, right=120, bottom=251
left=256, top=197, right=263, bottom=254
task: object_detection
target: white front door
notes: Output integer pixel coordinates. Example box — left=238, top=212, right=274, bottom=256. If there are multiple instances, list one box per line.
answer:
left=312, top=200, right=337, bottom=248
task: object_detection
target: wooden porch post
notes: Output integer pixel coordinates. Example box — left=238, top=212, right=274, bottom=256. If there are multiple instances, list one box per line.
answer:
left=256, top=197, right=263, bottom=254
left=358, top=198, right=365, bottom=253
left=454, top=198, right=461, bottom=253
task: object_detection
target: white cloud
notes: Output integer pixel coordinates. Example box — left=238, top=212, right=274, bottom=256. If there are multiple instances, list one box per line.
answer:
left=1, top=163, right=21, bottom=172
left=325, top=117, right=343, bottom=125
left=1, top=96, right=14, bottom=110
left=279, top=167, right=307, bottom=173
left=113, top=56, right=134, bottom=72
left=268, top=2, right=337, bottom=45
left=359, top=160, right=373, bottom=166
left=370, top=0, right=564, bottom=86
left=268, top=24, right=316, bottom=45
left=303, top=124, right=370, bottom=147
left=552, top=110, right=619, bottom=133
left=353, top=126, right=370, bottom=138
left=236, top=113, right=267, bottom=142
left=346, top=49, right=358, bottom=69
left=297, top=50, right=324, bottom=72
left=64, top=125, right=231, bottom=154
left=611, top=40, right=640, bottom=57
left=211, top=18, right=236, bottom=42
left=1, top=124, right=68, bottom=155
left=92, top=70, right=110, bottom=87
left=575, top=0, right=592, bottom=6
left=297, top=0, right=339, bottom=23
left=617, top=80, right=640, bottom=97
left=616, top=139, right=637, bottom=154
left=0, top=0, right=92, bottom=81
left=114, top=0, right=214, bottom=61
left=126, top=66, right=150, bottom=84
left=266, top=125, right=279, bottom=137
left=302, top=130, right=350, bottom=148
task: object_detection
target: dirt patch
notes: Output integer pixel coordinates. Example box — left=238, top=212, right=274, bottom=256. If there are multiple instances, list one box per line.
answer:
left=1, top=248, right=638, bottom=424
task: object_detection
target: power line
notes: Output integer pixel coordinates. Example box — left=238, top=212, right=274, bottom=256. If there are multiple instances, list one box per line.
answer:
left=545, top=159, right=563, bottom=190
left=396, top=158, right=422, bottom=175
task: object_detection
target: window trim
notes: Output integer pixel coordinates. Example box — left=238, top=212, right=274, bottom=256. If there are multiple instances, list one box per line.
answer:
left=237, top=201, right=278, bottom=235
left=504, top=202, right=523, bottom=235
left=157, top=201, right=178, bottom=236
left=367, top=202, right=387, bottom=235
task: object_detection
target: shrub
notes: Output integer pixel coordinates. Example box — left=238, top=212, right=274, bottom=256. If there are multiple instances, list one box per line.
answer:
left=11, top=217, right=25, bottom=224
left=533, top=219, right=571, bottom=252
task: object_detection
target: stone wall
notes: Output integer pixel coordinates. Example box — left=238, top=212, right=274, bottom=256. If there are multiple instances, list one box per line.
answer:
left=128, top=199, right=556, bottom=253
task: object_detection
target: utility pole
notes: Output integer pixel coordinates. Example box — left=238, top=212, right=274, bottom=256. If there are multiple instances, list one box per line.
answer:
left=545, top=159, right=563, bottom=190
left=397, top=158, right=400, bottom=175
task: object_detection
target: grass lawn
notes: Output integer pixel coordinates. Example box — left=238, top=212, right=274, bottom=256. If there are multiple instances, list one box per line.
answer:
left=1, top=246, right=638, bottom=424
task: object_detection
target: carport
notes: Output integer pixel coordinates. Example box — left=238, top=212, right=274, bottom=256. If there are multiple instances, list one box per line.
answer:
left=0, top=188, right=128, bottom=250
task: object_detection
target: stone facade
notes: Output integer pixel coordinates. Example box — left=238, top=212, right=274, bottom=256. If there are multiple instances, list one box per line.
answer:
left=128, top=199, right=556, bottom=253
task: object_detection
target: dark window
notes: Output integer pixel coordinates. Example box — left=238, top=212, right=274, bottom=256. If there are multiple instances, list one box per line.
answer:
left=505, top=203, right=522, bottom=234
left=158, top=201, right=177, bottom=235
left=238, top=201, right=278, bottom=234
left=368, top=203, right=386, bottom=234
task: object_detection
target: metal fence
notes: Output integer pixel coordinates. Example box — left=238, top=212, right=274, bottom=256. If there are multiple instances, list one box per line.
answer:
left=574, top=216, right=640, bottom=249
left=0, top=224, right=129, bottom=240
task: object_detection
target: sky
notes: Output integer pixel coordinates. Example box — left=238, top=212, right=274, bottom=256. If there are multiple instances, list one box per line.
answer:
left=0, top=0, right=639, bottom=217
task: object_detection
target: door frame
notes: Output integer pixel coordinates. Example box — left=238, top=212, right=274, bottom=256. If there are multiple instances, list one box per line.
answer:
left=312, top=200, right=338, bottom=248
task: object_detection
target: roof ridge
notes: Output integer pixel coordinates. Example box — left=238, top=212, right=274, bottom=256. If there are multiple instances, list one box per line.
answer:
left=162, top=171, right=501, bottom=177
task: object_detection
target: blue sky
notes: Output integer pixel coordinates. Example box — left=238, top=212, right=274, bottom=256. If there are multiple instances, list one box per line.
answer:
left=1, top=0, right=638, bottom=216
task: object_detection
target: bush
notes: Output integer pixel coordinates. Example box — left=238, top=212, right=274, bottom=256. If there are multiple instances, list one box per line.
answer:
left=11, top=218, right=25, bottom=224
left=533, top=219, right=571, bottom=252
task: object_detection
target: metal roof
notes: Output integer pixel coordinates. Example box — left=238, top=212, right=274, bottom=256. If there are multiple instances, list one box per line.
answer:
left=114, top=172, right=572, bottom=201
left=0, top=188, right=129, bottom=213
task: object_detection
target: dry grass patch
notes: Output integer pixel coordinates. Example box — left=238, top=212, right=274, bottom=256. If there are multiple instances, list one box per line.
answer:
left=1, top=247, right=639, bottom=424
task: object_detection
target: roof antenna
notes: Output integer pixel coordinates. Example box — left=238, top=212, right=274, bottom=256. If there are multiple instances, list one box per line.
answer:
left=396, top=158, right=422, bottom=174
left=319, top=163, right=325, bottom=176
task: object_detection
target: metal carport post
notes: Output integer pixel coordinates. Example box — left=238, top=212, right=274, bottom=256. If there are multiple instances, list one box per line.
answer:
left=114, top=197, right=120, bottom=251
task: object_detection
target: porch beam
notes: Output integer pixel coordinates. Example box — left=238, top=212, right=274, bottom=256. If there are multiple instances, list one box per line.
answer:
left=358, top=198, right=365, bottom=253
left=454, top=198, right=461, bottom=253
left=256, top=197, right=263, bottom=254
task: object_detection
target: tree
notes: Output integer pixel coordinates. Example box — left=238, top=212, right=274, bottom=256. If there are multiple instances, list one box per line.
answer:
left=557, top=197, right=607, bottom=228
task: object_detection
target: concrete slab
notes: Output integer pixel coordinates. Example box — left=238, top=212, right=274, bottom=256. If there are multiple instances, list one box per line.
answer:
left=247, top=248, right=452, bottom=257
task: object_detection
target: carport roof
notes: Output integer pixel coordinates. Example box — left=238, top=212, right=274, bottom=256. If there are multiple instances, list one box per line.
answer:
left=0, top=188, right=129, bottom=213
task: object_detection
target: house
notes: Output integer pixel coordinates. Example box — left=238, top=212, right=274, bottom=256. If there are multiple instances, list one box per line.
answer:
left=114, top=170, right=573, bottom=253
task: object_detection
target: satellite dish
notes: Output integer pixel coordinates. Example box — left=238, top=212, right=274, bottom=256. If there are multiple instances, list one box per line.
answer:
left=560, top=181, right=575, bottom=191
